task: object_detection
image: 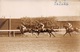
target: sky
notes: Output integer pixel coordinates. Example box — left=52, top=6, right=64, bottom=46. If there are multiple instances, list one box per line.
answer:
left=0, top=0, right=80, bottom=18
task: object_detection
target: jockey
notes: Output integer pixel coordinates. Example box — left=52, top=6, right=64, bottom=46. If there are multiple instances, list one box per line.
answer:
left=39, top=23, right=45, bottom=30
left=67, top=22, right=73, bottom=30
left=21, top=22, right=26, bottom=31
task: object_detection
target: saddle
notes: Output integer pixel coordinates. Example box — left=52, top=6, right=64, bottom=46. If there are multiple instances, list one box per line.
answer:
left=39, top=28, right=46, bottom=31
left=67, top=27, right=73, bottom=31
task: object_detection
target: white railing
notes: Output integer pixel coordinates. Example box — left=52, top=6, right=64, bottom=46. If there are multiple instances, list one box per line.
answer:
left=0, top=30, right=20, bottom=37
left=0, top=30, right=20, bottom=32
left=0, top=29, right=79, bottom=37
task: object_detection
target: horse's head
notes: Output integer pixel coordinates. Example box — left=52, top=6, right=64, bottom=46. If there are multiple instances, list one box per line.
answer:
left=63, top=25, right=68, bottom=29
left=17, top=24, right=27, bottom=34
left=74, top=28, right=79, bottom=32
left=17, top=26, right=20, bottom=29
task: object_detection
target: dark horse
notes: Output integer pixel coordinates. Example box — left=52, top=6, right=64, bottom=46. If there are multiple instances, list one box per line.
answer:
left=18, top=25, right=56, bottom=37
left=63, top=25, right=79, bottom=36
left=17, top=23, right=59, bottom=37
left=31, top=28, right=56, bottom=37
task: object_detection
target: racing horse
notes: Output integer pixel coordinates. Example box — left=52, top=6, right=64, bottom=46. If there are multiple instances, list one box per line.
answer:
left=31, top=28, right=56, bottom=37
left=18, top=24, right=56, bottom=37
left=17, top=24, right=31, bottom=34
left=63, top=25, right=79, bottom=36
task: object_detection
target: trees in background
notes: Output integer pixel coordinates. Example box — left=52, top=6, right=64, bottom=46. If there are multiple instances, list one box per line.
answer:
left=21, top=17, right=59, bottom=28
left=21, top=17, right=80, bottom=29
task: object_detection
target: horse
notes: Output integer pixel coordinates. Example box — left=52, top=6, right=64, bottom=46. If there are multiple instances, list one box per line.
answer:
left=18, top=24, right=58, bottom=37
left=30, top=28, right=56, bottom=37
left=63, top=25, right=79, bottom=36
left=17, top=25, right=31, bottom=35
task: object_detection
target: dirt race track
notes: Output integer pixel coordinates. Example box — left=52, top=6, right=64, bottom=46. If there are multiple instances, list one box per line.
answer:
left=0, top=33, right=80, bottom=52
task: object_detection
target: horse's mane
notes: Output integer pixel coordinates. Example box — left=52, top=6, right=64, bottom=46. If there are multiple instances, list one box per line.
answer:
left=63, top=25, right=69, bottom=29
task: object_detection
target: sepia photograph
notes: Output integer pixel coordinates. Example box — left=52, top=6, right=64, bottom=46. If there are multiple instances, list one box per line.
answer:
left=0, top=0, right=80, bottom=52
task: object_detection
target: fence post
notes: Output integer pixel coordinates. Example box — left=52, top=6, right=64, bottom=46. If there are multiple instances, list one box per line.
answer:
left=8, top=18, right=11, bottom=37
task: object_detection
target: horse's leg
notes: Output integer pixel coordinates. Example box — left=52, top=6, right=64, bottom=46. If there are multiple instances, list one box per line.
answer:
left=49, top=33, right=51, bottom=37
left=35, top=33, right=38, bottom=38
left=63, top=32, right=67, bottom=37
left=32, top=32, right=36, bottom=35
left=20, top=31, right=24, bottom=37
left=37, top=32, right=40, bottom=38
left=21, top=33, right=26, bottom=37
left=34, top=32, right=40, bottom=38
left=21, top=33, right=23, bottom=37
left=50, top=32, right=55, bottom=37
left=48, top=32, right=53, bottom=37
left=20, top=27, right=26, bottom=37
left=31, top=31, right=37, bottom=38
left=32, top=32, right=35, bottom=36
left=69, top=32, right=71, bottom=37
